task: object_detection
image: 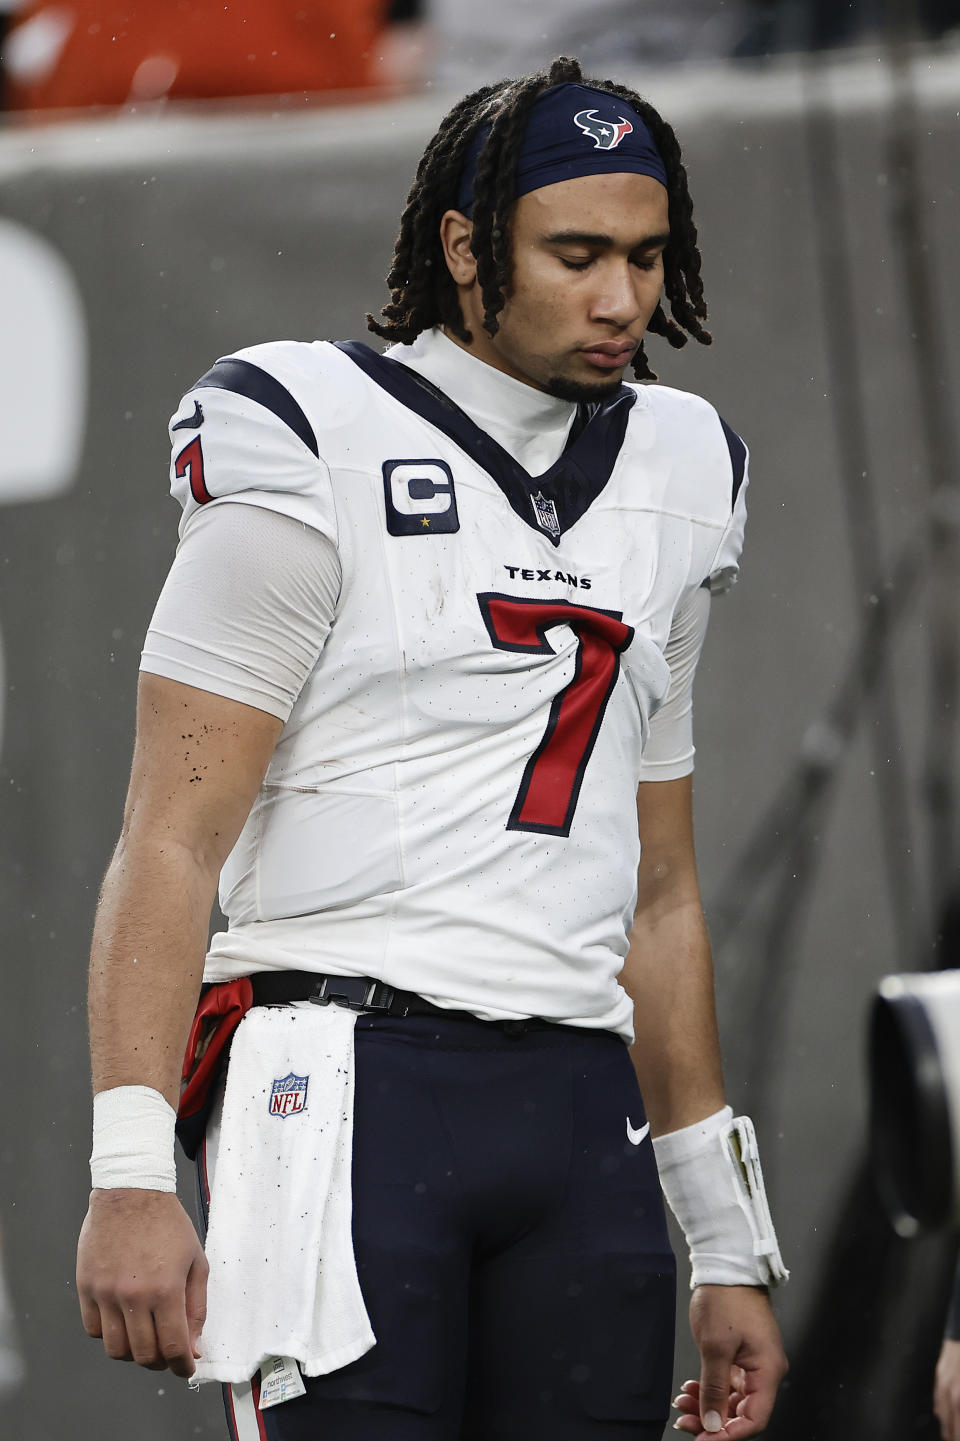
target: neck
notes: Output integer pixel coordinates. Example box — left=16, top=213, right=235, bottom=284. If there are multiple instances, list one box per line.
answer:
left=440, top=324, right=550, bottom=396
left=384, top=327, right=578, bottom=477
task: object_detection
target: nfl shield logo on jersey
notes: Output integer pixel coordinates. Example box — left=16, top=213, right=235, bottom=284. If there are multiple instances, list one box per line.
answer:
left=530, top=490, right=561, bottom=540
left=269, top=1072, right=309, bottom=1118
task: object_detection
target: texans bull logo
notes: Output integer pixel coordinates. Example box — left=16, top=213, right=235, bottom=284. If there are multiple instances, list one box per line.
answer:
left=573, top=109, right=634, bottom=150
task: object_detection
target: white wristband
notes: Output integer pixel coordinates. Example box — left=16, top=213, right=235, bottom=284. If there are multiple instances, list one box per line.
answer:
left=90, top=1085, right=177, bottom=1192
left=653, top=1105, right=789, bottom=1289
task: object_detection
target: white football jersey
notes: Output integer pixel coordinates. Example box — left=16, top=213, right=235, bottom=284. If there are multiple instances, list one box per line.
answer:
left=166, top=337, right=748, bottom=1039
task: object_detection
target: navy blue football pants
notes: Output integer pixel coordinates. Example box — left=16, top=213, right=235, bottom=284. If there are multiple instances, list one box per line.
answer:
left=202, top=1011, right=676, bottom=1441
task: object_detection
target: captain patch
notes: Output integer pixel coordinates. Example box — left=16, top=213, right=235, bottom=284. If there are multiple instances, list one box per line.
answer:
left=383, top=458, right=460, bottom=536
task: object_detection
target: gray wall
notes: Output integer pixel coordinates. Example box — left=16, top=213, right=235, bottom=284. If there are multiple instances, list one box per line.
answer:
left=1, top=48, right=958, bottom=1439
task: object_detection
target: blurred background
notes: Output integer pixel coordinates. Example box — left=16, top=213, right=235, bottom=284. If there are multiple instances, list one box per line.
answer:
left=1, top=2, right=959, bottom=1437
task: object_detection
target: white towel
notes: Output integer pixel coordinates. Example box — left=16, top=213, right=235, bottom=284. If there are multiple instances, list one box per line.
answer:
left=193, top=1001, right=376, bottom=1384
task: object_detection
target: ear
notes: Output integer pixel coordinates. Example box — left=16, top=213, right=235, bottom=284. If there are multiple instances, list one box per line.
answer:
left=439, top=210, right=477, bottom=286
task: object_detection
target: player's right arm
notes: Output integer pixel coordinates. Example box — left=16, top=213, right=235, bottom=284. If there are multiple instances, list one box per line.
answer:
left=79, top=347, right=337, bottom=1375
left=76, top=672, right=282, bottom=1377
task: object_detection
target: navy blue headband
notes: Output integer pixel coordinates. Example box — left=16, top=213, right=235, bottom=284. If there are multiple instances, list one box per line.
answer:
left=457, top=82, right=668, bottom=216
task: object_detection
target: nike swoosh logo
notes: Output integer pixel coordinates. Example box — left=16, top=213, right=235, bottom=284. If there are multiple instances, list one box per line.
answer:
left=626, top=1118, right=650, bottom=1146
left=172, top=400, right=204, bottom=431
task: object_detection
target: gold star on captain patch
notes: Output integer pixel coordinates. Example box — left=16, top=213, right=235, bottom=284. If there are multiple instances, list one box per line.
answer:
left=420, top=516, right=431, bottom=528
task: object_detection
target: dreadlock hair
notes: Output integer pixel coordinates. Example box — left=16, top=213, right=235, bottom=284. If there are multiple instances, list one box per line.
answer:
left=366, top=55, right=711, bottom=382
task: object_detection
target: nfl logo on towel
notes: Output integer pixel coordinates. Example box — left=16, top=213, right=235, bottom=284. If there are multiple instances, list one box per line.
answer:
left=269, top=1072, right=309, bottom=1118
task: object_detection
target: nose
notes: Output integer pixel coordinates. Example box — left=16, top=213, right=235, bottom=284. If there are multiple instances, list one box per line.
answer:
left=589, top=261, right=647, bottom=328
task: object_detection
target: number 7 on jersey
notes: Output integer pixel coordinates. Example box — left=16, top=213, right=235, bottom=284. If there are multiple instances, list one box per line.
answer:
left=477, top=593, right=634, bottom=838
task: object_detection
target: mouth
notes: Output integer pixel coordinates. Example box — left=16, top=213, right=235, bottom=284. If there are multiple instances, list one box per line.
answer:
left=579, top=342, right=637, bottom=372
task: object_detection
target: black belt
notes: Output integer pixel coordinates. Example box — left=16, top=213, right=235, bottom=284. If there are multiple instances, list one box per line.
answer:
left=249, top=970, right=556, bottom=1035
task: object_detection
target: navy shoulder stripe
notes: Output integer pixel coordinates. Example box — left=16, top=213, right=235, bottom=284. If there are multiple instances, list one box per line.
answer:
left=718, top=415, right=747, bottom=507
left=190, top=357, right=318, bottom=458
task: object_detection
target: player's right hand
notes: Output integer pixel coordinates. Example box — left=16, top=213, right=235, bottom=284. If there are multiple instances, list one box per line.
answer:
left=77, top=1188, right=208, bottom=1378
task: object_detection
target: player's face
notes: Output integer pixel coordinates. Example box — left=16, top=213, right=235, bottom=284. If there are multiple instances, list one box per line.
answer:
left=451, top=171, right=670, bottom=402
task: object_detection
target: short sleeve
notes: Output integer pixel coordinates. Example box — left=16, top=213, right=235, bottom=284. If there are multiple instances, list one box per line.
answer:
left=706, top=418, right=749, bottom=595
left=168, top=350, right=338, bottom=544
left=636, top=585, right=711, bottom=781
left=141, top=502, right=340, bottom=721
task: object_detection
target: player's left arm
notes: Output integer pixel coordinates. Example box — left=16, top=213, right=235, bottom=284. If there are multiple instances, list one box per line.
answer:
left=622, top=775, right=787, bottom=1438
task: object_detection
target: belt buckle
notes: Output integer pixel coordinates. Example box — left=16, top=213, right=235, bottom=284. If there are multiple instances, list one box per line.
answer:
left=310, top=975, right=394, bottom=1012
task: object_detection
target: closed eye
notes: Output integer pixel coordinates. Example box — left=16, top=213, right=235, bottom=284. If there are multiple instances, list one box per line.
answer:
left=558, top=253, right=663, bottom=273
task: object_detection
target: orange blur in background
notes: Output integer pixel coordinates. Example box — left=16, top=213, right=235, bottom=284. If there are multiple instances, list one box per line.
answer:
left=4, top=1, right=393, bottom=110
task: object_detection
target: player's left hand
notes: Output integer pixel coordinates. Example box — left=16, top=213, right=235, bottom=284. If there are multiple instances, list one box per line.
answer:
left=672, top=1284, right=787, bottom=1437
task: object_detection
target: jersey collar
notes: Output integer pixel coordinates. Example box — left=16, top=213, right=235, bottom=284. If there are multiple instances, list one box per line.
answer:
left=335, top=340, right=636, bottom=547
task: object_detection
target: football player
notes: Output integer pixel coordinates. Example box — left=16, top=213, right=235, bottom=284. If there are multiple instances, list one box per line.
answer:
left=77, top=54, right=788, bottom=1441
